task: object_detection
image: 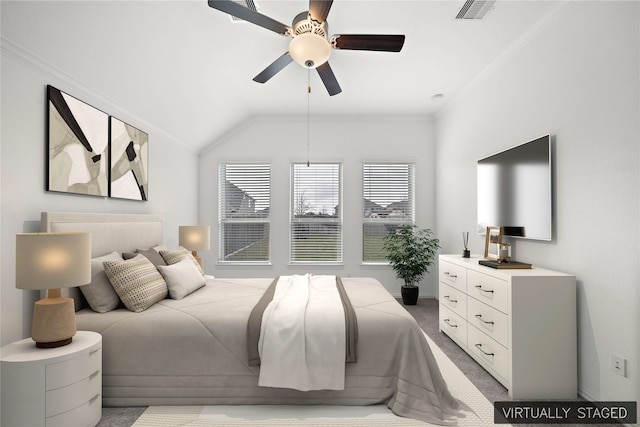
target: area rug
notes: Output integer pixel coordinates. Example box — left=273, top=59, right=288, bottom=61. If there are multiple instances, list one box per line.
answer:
left=132, top=333, right=504, bottom=426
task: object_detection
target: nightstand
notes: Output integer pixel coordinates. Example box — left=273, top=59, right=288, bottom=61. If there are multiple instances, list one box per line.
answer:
left=1, top=330, right=102, bottom=427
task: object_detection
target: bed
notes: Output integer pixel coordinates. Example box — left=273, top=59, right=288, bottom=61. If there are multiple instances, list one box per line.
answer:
left=42, top=212, right=464, bottom=425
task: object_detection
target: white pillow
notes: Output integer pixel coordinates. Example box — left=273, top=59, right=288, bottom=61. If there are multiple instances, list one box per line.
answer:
left=157, top=258, right=206, bottom=300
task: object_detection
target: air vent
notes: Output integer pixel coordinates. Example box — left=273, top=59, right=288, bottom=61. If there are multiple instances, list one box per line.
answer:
left=455, top=0, right=495, bottom=19
left=229, top=0, right=259, bottom=22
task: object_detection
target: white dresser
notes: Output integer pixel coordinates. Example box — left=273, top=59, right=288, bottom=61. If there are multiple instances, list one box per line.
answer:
left=1, top=331, right=102, bottom=427
left=438, top=255, right=576, bottom=399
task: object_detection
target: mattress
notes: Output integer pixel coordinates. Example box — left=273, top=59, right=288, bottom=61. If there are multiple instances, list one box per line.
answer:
left=76, top=277, right=463, bottom=424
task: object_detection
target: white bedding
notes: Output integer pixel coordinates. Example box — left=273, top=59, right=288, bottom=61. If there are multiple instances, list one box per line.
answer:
left=76, top=277, right=465, bottom=425
left=258, top=274, right=346, bottom=391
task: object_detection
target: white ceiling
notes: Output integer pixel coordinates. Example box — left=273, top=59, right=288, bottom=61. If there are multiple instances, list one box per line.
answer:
left=1, top=1, right=562, bottom=151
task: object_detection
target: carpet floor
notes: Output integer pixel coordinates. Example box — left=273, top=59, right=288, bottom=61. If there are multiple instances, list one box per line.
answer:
left=97, top=298, right=510, bottom=427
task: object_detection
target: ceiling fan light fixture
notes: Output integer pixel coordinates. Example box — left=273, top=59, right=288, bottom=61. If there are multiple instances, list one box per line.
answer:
left=289, top=33, right=331, bottom=69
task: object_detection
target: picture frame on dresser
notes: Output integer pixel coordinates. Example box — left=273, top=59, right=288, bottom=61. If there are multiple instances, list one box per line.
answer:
left=484, top=226, right=503, bottom=259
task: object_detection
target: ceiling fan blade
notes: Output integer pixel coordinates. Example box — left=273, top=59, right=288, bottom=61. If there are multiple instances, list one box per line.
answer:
left=332, top=34, right=405, bottom=52
left=308, top=0, right=333, bottom=22
left=316, top=62, right=342, bottom=96
left=253, top=52, right=294, bottom=83
left=207, top=0, right=290, bottom=35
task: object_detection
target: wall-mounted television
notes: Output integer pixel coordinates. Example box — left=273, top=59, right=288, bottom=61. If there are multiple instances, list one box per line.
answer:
left=477, top=134, right=552, bottom=241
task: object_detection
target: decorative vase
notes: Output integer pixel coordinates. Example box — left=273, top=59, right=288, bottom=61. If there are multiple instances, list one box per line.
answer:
left=401, top=285, right=419, bottom=305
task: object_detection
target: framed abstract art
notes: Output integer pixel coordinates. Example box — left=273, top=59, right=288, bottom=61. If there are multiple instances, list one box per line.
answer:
left=109, top=116, right=149, bottom=200
left=47, top=85, right=109, bottom=196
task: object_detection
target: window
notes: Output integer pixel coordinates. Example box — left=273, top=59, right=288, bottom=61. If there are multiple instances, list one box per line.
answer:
left=218, top=163, right=270, bottom=262
left=290, top=163, right=342, bottom=263
left=362, top=163, right=415, bottom=263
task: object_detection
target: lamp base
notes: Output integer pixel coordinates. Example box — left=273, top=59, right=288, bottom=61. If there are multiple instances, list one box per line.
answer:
left=192, top=251, right=203, bottom=270
left=31, top=294, right=76, bottom=348
left=36, top=337, right=73, bottom=348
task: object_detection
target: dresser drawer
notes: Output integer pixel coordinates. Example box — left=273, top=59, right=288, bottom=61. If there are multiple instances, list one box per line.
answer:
left=468, top=325, right=509, bottom=383
left=439, top=283, right=467, bottom=319
left=439, top=305, right=467, bottom=346
left=467, top=297, right=509, bottom=347
left=439, top=261, right=467, bottom=292
left=46, top=345, right=101, bottom=391
left=467, top=270, right=508, bottom=313
left=46, top=369, right=101, bottom=417
left=46, top=392, right=101, bottom=427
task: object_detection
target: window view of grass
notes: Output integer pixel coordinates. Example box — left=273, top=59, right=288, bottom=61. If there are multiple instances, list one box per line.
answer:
left=224, top=237, right=269, bottom=261
left=290, top=231, right=341, bottom=262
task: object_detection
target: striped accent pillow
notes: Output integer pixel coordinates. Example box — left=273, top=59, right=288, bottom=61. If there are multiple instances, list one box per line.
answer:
left=160, top=247, right=204, bottom=275
left=103, top=254, right=168, bottom=313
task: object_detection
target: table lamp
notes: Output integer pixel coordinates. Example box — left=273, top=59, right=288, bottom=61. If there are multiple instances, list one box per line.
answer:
left=16, top=232, right=91, bottom=348
left=179, top=225, right=210, bottom=269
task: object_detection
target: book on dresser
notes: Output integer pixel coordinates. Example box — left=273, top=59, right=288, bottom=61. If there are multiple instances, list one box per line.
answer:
left=438, top=254, right=577, bottom=399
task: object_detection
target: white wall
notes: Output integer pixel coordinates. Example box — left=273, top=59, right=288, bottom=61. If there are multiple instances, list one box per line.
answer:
left=199, top=114, right=437, bottom=297
left=0, top=48, right=200, bottom=347
left=435, top=1, right=639, bottom=401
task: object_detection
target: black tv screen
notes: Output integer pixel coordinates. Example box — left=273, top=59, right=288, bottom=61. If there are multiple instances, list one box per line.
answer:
left=477, top=134, right=552, bottom=241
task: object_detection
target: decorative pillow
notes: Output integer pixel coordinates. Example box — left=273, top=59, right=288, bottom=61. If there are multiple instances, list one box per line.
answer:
left=79, top=252, right=123, bottom=313
left=157, top=259, right=206, bottom=300
left=103, top=254, right=168, bottom=313
left=160, top=247, right=204, bottom=275
left=122, top=248, right=166, bottom=267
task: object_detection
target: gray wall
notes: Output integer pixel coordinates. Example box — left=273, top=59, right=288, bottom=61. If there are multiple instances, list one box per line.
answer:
left=435, top=1, right=639, bottom=402
left=0, top=49, right=200, bottom=347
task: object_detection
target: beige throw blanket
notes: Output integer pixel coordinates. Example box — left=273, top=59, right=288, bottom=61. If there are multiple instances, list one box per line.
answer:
left=247, top=274, right=358, bottom=391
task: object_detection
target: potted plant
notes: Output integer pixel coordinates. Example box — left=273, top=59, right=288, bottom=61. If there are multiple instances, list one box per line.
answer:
left=383, top=224, right=441, bottom=305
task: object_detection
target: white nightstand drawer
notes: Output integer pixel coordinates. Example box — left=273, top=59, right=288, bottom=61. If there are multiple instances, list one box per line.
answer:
left=439, top=261, right=467, bottom=292
left=46, top=392, right=101, bottom=427
left=467, top=297, right=509, bottom=347
left=468, top=325, right=508, bottom=383
left=467, top=270, right=508, bottom=313
left=439, top=283, right=467, bottom=319
left=46, top=369, right=101, bottom=417
left=46, top=345, right=101, bottom=391
left=439, top=305, right=467, bottom=346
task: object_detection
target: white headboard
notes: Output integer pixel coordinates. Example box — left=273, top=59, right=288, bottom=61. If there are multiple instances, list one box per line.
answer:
left=41, top=212, right=164, bottom=309
left=41, top=212, right=163, bottom=258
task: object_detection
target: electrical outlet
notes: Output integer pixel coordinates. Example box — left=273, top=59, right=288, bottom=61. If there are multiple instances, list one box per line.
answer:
left=611, top=355, right=627, bottom=377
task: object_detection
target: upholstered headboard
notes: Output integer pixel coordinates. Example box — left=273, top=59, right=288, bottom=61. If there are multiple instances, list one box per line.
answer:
left=40, top=212, right=164, bottom=308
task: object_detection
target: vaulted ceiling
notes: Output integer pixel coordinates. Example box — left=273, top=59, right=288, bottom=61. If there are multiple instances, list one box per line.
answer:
left=1, top=1, right=562, bottom=151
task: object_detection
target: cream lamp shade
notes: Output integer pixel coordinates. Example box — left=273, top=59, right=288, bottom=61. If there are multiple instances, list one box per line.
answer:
left=16, top=232, right=91, bottom=348
left=179, top=225, right=210, bottom=270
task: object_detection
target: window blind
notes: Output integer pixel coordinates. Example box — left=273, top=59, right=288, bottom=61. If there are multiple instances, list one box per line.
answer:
left=218, top=163, right=270, bottom=262
left=362, top=163, right=415, bottom=263
left=290, top=163, right=342, bottom=262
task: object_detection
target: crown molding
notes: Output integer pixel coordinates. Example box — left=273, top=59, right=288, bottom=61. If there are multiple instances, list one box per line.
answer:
left=436, top=0, right=574, bottom=119
left=1, top=36, right=198, bottom=154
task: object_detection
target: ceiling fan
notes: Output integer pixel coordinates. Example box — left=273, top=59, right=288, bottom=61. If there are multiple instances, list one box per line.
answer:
left=207, top=0, right=405, bottom=96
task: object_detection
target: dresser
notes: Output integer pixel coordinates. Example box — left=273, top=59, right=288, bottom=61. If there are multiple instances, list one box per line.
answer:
left=438, top=254, right=576, bottom=399
left=1, top=331, right=102, bottom=427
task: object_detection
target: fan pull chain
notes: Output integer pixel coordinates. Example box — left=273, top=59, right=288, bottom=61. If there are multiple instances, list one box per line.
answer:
left=307, top=69, right=311, bottom=167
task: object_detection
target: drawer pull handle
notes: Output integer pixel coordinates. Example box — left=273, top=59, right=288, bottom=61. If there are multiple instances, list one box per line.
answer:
left=443, top=319, right=458, bottom=328
left=475, top=343, right=495, bottom=356
left=475, top=285, right=494, bottom=293
left=89, top=370, right=100, bottom=380
left=89, top=394, right=100, bottom=404
left=475, top=314, right=494, bottom=325
left=444, top=295, right=458, bottom=303
left=89, top=348, right=101, bottom=356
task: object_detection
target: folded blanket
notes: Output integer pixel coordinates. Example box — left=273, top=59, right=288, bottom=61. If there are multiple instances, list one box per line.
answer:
left=246, top=274, right=357, bottom=391
left=247, top=275, right=357, bottom=366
